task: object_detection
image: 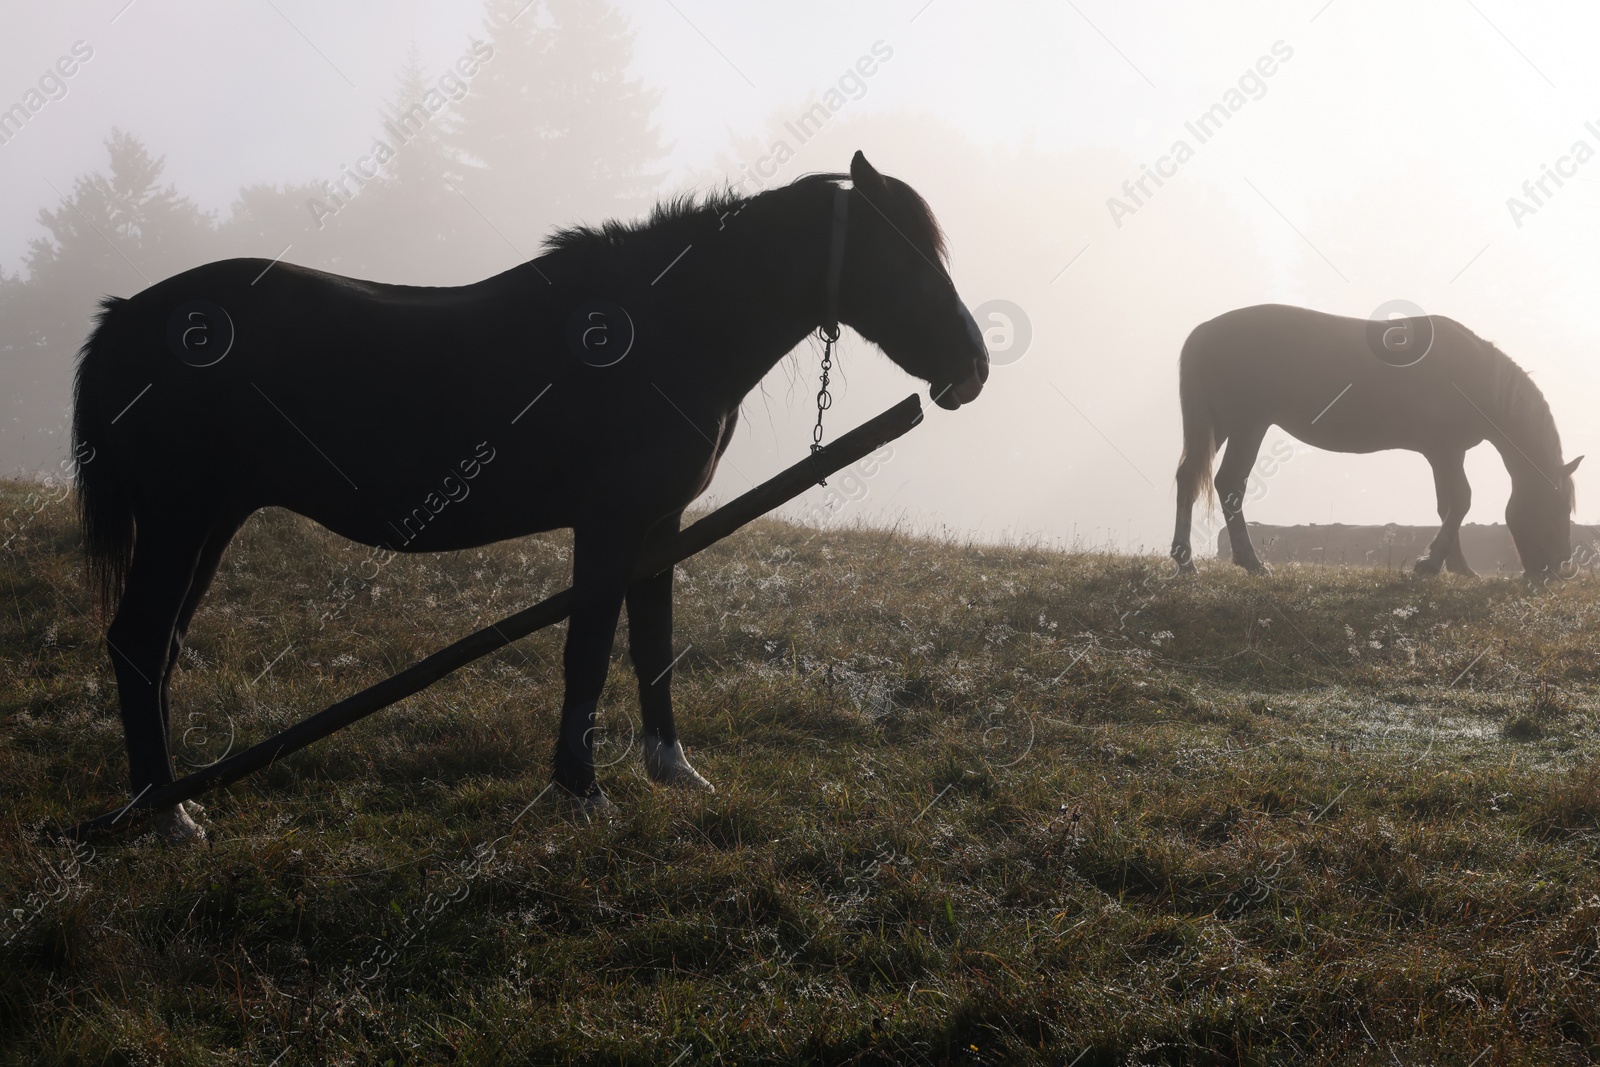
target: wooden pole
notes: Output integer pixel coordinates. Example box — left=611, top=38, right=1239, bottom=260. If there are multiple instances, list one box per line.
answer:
left=55, top=394, right=924, bottom=840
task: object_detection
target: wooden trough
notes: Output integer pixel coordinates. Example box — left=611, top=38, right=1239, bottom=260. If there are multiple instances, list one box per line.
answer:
left=55, top=395, right=925, bottom=841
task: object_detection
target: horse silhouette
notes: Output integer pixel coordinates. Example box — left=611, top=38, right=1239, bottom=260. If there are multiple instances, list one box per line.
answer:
left=71, top=151, right=988, bottom=838
left=1171, top=304, right=1579, bottom=577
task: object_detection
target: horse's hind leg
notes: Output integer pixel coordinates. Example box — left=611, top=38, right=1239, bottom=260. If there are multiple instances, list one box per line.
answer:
left=162, top=514, right=246, bottom=774
left=105, top=516, right=213, bottom=807
left=132, top=514, right=245, bottom=842
left=1171, top=488, right=1198, bottom=576
left=1416, top=452, right=1475, bottom=576
left=1172, top=435, right=1219, bottom=574
left=1171, top=432, right=1227, bottom=574
left=1214, top=425, right=1270, bottom=573
left=625, top=512, right=712, bottom=792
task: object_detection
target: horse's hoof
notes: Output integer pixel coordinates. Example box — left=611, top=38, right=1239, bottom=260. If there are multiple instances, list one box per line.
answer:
left=559, top=786, right=616, bottom=824
left=1174, top=561, right=1198, bottom=577
left=1240, top=559, right=1272, bottom=575
left=153, top=803, right=206, bottom=845
left=1413, top=556, right=1444, bottom=576
left=643, top=735, right=715, bottom=792
left=574, top=790, right=616, bottom=823
left=1445, top=561, right=1478, bottom=578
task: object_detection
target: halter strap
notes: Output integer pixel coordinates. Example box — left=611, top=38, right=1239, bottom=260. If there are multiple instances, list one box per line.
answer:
left=810, top=184, right=851, bottom=478
left=822, top=184, right=849, bottom=340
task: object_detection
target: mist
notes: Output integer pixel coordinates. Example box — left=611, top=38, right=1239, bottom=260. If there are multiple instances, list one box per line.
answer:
left=10, top=7, right=1600, bottom=1054
left=4, top=0, right=1597, bottom=551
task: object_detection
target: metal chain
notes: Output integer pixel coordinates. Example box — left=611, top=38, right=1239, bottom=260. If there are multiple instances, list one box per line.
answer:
left=811, top=325, right=838, bottom=456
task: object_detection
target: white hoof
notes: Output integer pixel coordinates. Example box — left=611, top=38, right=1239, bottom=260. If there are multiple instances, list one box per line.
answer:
left=566, top=788, right=616, bottom=824
left=643, top=735, right=715, bottom=792
left=153, top=802, right=207, bottom=845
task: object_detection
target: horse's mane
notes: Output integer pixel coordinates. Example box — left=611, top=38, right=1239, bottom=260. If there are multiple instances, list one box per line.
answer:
left=541, top=173, right=845, bottom=255
left=540, top=170, right=949, bottom=265
left=1476, top=330, right=1572, bottom=505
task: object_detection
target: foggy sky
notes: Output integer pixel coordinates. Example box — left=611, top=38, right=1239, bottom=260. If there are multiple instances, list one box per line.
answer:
left=4, top=0, right=1598, bottom=551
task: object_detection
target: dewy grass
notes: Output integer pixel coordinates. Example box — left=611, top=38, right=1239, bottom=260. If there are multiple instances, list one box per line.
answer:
left=3, top=479, right=1600, bottom=1064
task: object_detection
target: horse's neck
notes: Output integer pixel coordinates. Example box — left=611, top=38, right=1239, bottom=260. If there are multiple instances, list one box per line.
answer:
left=1488, top=360, right=1564, bottom=485
left=687, top=190, right=832, bottom=410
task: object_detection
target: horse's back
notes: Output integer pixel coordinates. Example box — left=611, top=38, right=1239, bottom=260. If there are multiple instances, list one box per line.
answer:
left=1184, top=303, right=1490, bottom=379
left=74, top=257, right=574, bottom=540
left=1179, top=304, right=1493, bottom=452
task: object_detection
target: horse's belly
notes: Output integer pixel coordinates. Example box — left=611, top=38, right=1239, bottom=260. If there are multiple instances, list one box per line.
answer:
left=271, top=460, right=570, bottom=554
left=1282, top=423, right=1418, bottom=455
left=1275, top=386, right=1481, bottom=456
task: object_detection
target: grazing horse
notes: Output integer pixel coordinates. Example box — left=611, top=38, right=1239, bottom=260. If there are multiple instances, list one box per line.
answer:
left=1170, top=304, right=1580, bottom=577
left=72, top=151, right=988, bottom=838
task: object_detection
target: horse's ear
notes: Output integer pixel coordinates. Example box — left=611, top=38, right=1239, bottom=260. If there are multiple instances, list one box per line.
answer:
left=850, top=151, right=887, bottom=194
left=1566, top=455, right=1585, bottom=476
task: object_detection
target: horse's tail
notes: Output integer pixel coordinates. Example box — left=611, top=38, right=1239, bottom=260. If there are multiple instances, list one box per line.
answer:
left=72, top=297, right=135, bottom=616
left=1175, top=328, right=1217, bottom=511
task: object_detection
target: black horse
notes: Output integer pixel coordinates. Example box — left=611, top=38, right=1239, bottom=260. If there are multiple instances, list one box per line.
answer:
left=72, top=151, right=988, bottom=838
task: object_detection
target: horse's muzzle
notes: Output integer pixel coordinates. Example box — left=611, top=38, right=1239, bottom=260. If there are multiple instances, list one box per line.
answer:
left=934, top=358, right=987, bottom=410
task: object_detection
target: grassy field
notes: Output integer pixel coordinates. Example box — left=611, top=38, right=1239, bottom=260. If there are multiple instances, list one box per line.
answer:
left=4, top=478, right=1600, bottom=1065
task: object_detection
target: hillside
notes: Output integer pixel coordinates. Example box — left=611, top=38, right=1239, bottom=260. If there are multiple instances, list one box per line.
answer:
left=1217, top=522, right=1600, bottom=574
left=4, top=479, right=1600, bottom=1064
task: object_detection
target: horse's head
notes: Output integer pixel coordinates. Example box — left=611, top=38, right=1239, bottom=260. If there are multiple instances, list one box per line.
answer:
left=839, top=152, right=988, bottom=411
left=1507, top=454, right=1582, bottom=576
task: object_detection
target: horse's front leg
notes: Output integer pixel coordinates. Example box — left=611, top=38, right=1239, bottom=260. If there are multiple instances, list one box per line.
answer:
left=551, top=522, right=645, bottom=812
left=1416, top=451, right=1475, bottom=577
left=626, top=511, right=713, bottom=792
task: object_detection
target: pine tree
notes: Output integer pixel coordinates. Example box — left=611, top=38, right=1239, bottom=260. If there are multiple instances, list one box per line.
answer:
left=1, top=130, right=214, bottom=473
left=451, top=0, right=668, bottom=251
left=214, top=178, right=324, bottom=267
left=330, top=44, right=484, bottom=283
left=23, top=129, right=213, bottom=309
